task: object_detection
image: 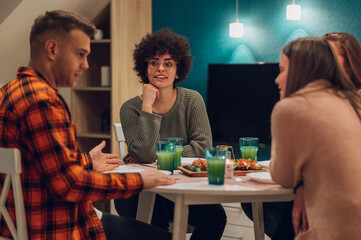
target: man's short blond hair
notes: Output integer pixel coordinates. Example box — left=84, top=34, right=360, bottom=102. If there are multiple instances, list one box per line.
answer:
left=30, top=10, right=96, bottom=50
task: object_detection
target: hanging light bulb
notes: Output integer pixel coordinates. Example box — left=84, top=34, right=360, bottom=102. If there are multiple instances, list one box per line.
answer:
left=229, top=0, right=244, bottom=38
left=287, top=0, right=301, bottom=20
left=230, top=19, right=244, bottom=38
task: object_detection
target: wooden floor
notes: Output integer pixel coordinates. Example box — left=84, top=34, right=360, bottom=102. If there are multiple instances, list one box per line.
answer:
left=111, top=200, right=270, bottom=240
left=220, top=203, right=270, bottom=240
left=185, top=203, right=271, bottom=240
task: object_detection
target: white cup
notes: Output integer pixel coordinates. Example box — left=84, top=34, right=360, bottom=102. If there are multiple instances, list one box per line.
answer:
left=94, top=29, right=103, bottom=40
left=101, top=66, right=110, bottom=86
left=225, top=158, right=234, bottom=178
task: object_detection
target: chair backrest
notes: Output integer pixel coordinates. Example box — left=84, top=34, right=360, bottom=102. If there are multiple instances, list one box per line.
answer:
left=0, top=148, right=27, bottom=240
left=113, top=123, right=126, bottom=160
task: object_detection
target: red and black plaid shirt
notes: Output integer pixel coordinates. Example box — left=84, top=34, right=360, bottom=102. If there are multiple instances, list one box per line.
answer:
left=0, top=67, right=143, bottom=239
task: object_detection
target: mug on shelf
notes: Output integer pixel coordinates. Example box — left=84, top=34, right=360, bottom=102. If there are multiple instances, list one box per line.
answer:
left=94, top=29, right=103, bottom=40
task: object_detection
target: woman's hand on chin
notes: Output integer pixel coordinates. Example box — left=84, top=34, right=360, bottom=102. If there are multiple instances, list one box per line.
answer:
left=141, top=84, right=159, bottom=113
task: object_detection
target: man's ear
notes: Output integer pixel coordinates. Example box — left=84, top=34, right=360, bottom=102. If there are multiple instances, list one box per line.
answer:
left=45, top=39, right=58, bottom=61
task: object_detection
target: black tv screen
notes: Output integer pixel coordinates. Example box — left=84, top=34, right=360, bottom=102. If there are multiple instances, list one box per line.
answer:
left=207, top=63, right=280, bottom=147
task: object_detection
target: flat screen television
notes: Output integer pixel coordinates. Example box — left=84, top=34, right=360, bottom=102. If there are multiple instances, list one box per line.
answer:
left=207, top=63, right=280, bottom=148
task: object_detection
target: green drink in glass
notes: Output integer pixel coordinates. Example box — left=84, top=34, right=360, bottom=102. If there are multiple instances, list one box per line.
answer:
left=205, top=148, right=227, bottom=185
left=165, top=137, right=183, bottom=170
left=157, top=151, right=175, bottom=172
left=173, top=146, right=183, bottom=169
left=207, top=158, right=226, bottom=184
left=156, top=141, right=175, bottom=174
left=239, top=137, right=259, bottom=161
left=240, top=146, right=258, bottom=160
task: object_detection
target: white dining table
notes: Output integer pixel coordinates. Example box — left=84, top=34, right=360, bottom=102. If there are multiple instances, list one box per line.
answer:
left=136, top=180, right=293, bottom=240
left=108, top=159, right=294, bottom=240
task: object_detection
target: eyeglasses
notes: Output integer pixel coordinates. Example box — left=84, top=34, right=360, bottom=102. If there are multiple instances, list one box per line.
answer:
left=147, top=59, right=177, bottom=69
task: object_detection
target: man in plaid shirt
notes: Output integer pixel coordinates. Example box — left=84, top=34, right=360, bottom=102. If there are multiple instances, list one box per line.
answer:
left=0, top=10, right=174, bottom=240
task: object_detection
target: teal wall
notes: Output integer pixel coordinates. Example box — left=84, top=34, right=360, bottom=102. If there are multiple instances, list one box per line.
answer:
left=152, top=0, right=361, bottom=101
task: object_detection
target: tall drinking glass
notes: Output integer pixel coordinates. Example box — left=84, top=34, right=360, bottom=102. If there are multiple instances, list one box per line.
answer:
left=205, top=148, right=227, bottom=185
left=239, top=137, right=259, bottom=161
left=165, top=137, right=183, bottom=170
left=156, top=141, right=175, bottom=174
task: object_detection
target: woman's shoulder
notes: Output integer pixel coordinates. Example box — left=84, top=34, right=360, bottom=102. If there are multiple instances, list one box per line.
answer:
left=272, top=94, right=315, bottom=123
left=123, top=95, right=141, bottom=105
left=272, top=84, right=340, bottom=125
left=120, top=96, right=142, bottom=112
left=289, top=81, right=346, bottom=108
left=272, top=98, right=302, bottom=120
left=177, top=87, right=204, bottom=104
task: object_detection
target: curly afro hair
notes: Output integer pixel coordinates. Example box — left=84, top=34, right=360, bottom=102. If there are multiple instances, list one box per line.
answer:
left=133, top=28, right=193, bottom=87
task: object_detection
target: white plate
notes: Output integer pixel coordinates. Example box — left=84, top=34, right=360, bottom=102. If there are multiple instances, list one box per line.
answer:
left=181, top=157, right=204, bottom=165
left=246, top=172, right=275, bottom=184
left=159, top=170, right=172, bottom=175
left=105, top=165, right=144, bottom=174
left=259, top=160, right=270, bottom=168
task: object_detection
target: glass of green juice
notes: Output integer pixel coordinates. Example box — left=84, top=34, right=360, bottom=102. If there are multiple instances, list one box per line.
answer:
left=156, top=141, right=175, bottom=174
left=239, top=137, right=259, bottom=161
left=165, top=137, right=183, bottom=170
left=205, top=148, right=228, bottom=185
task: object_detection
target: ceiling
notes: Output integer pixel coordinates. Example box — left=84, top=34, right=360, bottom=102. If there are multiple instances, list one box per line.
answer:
left=0, top=0, right=109, bottom=85
left=0, top=0, right=23, bottom=24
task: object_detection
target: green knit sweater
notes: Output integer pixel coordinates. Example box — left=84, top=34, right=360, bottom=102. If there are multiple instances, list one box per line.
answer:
left=120, top=87, right=212, bottom=163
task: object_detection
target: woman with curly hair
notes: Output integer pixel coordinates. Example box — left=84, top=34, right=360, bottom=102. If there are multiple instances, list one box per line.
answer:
left=120, top=28, right=211, bottom=163
left=114, top=28, right=227, bottom=240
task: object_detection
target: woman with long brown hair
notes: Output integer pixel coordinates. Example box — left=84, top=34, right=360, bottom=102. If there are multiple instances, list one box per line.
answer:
left=242, top=33, right=361, bottom=240
left=271, top=37, right=361, bottom=239
left=291, top=33, right=361, bottom=237
left=324, top=32, right=361, bottom=88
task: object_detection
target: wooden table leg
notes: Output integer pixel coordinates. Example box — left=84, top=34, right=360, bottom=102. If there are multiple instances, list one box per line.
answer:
left=171, top=194, right=188, bottom=240
left=136, top=191, right=156, bottom=224
left=252, top=202, right=265, bottom=240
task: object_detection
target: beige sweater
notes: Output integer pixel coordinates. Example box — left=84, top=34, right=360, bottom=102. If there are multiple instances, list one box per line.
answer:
left=270, top=80, right=361, bottom=240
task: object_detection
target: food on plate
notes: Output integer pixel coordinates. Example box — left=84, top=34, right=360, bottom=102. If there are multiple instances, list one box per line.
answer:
left=182, top=158, right=264, bottom=172
left=183, top=159, right=207, bottom=172
left=235, top=158, right=262, bottom=170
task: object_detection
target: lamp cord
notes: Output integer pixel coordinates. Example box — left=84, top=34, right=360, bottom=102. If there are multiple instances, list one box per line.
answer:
left=236, top=0, right=238, bottom=19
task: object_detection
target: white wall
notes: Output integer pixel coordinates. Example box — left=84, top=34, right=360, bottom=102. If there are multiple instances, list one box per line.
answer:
left=0, top=0, right=109, bottom=104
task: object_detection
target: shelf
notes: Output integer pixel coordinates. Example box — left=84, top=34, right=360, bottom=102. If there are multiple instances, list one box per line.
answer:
left=71, top=0, right=151, bottom=154
left=77, top=132, right=111, bottom=139
left=74, top=87, right=111, bottom=91
left=91, top=39, right=111, bottom=44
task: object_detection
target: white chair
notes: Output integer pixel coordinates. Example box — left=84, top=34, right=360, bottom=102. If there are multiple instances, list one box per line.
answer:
left=0, top=148, right=27, bottom=240
left=113, top=123, right=126, bottom=160
left=112, top=124, right=194, bottom=233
